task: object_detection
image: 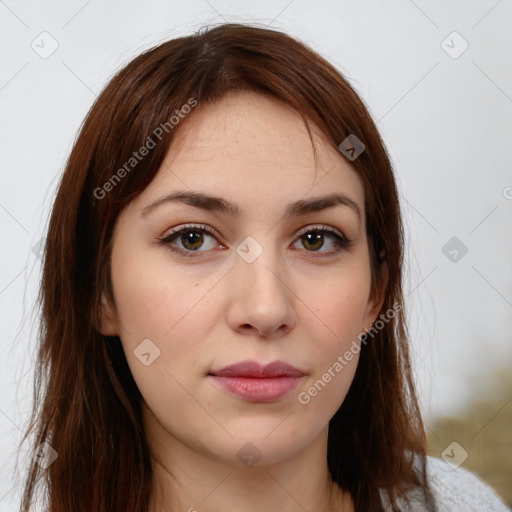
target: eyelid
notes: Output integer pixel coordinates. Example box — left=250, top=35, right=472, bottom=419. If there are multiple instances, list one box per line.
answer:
left=295, top=224, right=345, bottom=239
left=163, top=223, right=220, bottom=239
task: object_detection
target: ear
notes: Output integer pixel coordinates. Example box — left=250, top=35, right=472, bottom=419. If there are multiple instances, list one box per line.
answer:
left=362, top=259, right=389, bottom=331
left=98, top=292, right=119, bottom=336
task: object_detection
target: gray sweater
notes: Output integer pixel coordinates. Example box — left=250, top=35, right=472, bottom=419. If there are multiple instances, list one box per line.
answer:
left=379, top=456, right=510, bottom=511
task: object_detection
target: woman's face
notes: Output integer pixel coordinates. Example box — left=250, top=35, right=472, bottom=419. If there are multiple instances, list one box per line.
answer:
left=100, top=91, right=384, bottom=467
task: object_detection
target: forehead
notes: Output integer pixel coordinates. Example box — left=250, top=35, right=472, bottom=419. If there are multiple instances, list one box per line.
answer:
left=173, top=91, right=316, bottom=160
left=134, top=91, right=365, bottom=218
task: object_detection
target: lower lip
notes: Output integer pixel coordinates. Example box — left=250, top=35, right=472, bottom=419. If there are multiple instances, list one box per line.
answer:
left=209, top=375, right=304, bottom=402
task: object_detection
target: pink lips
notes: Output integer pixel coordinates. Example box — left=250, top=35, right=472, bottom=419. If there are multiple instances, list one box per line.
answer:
left=208, top=360, right=305, bottom=403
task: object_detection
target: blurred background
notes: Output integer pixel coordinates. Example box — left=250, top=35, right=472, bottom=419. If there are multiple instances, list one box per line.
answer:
left=1, top=0, right=511, bottom=509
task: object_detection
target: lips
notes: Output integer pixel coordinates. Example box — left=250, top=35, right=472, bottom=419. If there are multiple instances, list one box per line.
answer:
left=208, top=360, right=305, bottom=402
left=208, top=360, right=305, bottom=378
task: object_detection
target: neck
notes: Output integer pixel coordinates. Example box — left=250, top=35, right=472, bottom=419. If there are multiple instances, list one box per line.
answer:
left=143, top=404, right=353, bottom=512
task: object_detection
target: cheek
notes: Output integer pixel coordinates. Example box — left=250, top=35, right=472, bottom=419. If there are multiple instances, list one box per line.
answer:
left=110, top=259, right=220, bottom=414
left=294, top=263, right=371, bottom=413
left=110, top=244, right=216, bottom=342
left=307, top=266, right=371, bottom=343
left=108, top=243, right=225, bottom=405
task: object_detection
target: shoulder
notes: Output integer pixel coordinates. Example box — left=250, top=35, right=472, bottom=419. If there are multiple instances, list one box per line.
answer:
left=422, top=456, right=509, bottom=511
left=381, top=455, right=510, bottom=511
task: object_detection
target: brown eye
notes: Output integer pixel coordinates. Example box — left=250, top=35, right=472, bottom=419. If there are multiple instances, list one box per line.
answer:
left=301, top=232, right=325, bottom=251
left=157, top=224, right=221, bottom=257
left=179, top=230, right=205, bottom=250
left=156, top=224, right=352, bottom=258
left=293, top=226, right=352, bottom=256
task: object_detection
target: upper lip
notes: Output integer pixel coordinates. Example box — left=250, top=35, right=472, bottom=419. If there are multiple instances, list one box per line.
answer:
left=208, top=360, right=305, bottom=378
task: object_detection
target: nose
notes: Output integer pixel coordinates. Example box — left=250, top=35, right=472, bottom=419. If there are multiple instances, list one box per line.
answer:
left=226, top=243, right=297, bottom=338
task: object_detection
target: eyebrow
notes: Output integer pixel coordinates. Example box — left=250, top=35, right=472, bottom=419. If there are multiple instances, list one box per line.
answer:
left=140, top=190, right=362, bottom=224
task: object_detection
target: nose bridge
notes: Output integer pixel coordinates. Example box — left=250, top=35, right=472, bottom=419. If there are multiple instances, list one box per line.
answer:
left=228, top=235, right=295, bottom=336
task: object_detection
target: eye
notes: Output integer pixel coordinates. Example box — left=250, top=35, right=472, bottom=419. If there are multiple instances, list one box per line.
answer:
left=292, top=225, right=353, bottom=256
left=156, top=224, right=223, bottom=257
left=156, top=224, right=353, bottom=258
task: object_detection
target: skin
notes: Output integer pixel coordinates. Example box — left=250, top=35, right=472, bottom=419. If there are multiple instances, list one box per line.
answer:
left=100, top=91, right=387, bottom=512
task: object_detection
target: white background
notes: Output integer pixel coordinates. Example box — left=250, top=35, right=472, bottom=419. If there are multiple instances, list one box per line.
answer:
left=1, top=1, right=511, bottom=509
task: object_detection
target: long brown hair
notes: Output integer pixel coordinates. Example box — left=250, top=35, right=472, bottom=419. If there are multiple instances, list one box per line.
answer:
left=20, top=22, right=435, bottom=512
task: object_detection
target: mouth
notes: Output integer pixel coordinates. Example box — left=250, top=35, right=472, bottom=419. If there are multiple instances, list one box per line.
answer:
left=208, top=360, right=306, bottom=403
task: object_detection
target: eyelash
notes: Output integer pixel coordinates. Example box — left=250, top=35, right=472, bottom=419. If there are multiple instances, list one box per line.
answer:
left=155, top=223, right=353, bottom=258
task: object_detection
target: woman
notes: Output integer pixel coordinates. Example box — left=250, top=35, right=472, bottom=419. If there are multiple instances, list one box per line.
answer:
left=20, top=23, right=509, bottom=512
